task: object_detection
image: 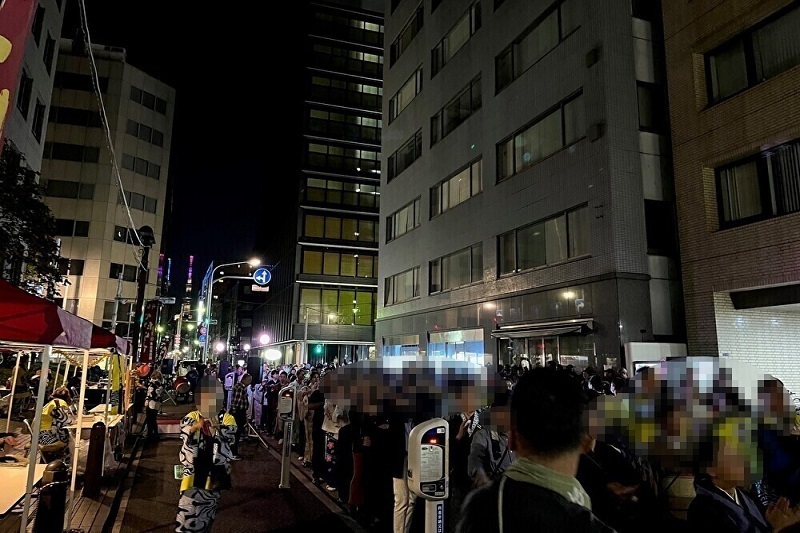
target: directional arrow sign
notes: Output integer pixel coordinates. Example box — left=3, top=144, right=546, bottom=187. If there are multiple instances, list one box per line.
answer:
left=253, top=267, right=271, bottom=286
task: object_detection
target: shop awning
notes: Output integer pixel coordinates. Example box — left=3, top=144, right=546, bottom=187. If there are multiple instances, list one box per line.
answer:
left=491, top=319, right=593, bottom=340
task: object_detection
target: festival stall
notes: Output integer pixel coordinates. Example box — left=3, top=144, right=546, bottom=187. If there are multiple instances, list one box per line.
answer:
left=0, top=279, right=131, bottom=532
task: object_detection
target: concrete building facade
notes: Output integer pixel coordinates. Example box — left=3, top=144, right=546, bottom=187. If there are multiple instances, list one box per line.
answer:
left=5, top=0, right=66, bottom=173
left=376, top=0, right=684, bottom=369
left=41, top=40, right=175, bottom=338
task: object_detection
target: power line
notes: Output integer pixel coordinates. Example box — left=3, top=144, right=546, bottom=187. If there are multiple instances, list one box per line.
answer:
left=77, top=0, right=147, bottom=271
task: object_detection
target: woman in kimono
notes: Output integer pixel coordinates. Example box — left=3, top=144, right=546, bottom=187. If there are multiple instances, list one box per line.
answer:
left=175, top=376, right=236, bottom=533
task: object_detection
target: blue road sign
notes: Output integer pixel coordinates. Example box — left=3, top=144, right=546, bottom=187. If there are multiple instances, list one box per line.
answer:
left=253, top=268, right=271, bottom=286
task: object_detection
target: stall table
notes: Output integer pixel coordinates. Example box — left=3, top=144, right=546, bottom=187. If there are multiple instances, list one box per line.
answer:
left=0, top=464, right=47, bottom=515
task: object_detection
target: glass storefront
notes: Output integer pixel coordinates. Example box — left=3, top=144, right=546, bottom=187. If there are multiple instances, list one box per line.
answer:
left=498, top=333, right=595, bottom=370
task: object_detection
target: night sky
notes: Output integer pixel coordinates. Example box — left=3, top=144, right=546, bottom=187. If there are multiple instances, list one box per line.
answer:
left=61, top=1, right=300, bottom=298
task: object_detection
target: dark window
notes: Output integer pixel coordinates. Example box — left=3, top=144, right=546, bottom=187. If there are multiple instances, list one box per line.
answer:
left=388, top=129, right=423, bottom=181
left=113, top=226, right=136, bottom=244
left=31, top=101, right=46, bottom=142
left=495, top=0, right=580, bottom=92
left=121, top=153, right=135, bottom=171
left=74, top=221, right=89, bottom=237
left=431, top=1, right=481, bottom=77
left=155, top=97, right=167, bottom=114
left=78, top=183, right=94, bottom=199
left=130, top=86, right=142, bottom=104
left=31, top=6, right=45, bottom=45
left=632, top=0, right=661, bottom=22
left=431, top=75, right=481, bottom=145
left=58, top=258, right=85, bottom=276
left=83, top=146, right=100, bottom=163
left=637, top=82, right=668, bottom=132
left=126, top=120, right=139, bottom=136
left=717, top=138, right=800, bottom=227
left=16, top=71, right=33, bottom=118
left=54, top=72, right=108, bottom=92
left=54, top=219, right=89, bottom=237
left=706, top=4, right=800, bottom=105
left=109, top=263, right=138, bottom=282
left=389, top=66, right=423, bottom=122
left=498, top=205, right=589, bottom=275
left=429, top=243, right=483, bottom=294
left=142, top=91, right=155, bottom=109
left=134, top=157, right=148, bottom=175
left=50, top=106, right=102, bottom=127
left=644, top=200, right=677, bottom=254
left=54, top=219, right=74, bottom=236
left=497, top=90, right=585, bottom=181
left=152, top=130, right=164, bottom=147
left=391, top=4, right=423, bottom=65
left=138, top=124, right=152, bottom=142
left=147, top=162, right=160, bottom=179
left=144, top=196, right=157, bottom=213
left=43, top=34, right=56, bottom=74
left=386, top=197, right=421, bottom=242
left=431, top=158, right=482, bottom=217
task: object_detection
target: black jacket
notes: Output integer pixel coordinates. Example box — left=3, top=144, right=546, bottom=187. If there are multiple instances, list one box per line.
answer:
left=687, top=475, right=770, bottom=533
left=456, top=476, right=618, bottom=533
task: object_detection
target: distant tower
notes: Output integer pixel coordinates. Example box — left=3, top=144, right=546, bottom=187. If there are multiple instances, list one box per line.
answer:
left=174, top=255, right=194, bottom=351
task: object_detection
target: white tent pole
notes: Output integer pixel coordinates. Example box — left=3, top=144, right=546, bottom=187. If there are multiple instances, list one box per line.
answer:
left=21, top=345, right=51, bottom=533
left=62, top=361, right=71, bottom=387
left=54, top=354, right=64, bottom=393
left=66, top=349, right=90, bottom=531
left=5, top=352, right=21, bottom=433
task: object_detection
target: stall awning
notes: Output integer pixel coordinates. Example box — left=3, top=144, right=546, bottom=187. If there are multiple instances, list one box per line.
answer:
left=491, top=319, right=594, bottom=340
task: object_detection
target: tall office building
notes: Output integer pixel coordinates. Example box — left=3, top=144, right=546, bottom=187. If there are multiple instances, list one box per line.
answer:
left=663, top=0, right=800, bottom=394
left=377, top=0, right=683, bottom=369
left=41, top=39, right=175, bottom=337
left=5, top=0, right=66, bottom=173
left=253, top=0, right=384, bottom=365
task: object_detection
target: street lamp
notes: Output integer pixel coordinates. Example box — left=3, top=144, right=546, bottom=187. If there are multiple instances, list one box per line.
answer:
left=215, top=341, right=225, bottom=353
left=259, top=333, right=270, bottom=345
left=243, top=343, right=251, bottom=351
left=201, top=258, right=261, bottom=361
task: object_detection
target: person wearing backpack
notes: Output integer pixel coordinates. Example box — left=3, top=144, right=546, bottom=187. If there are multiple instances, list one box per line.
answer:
left=468, top=421, right=514, bottom=488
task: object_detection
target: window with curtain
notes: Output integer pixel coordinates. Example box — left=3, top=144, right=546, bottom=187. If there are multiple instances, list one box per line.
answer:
left=707, top=4, right=800, bottom=105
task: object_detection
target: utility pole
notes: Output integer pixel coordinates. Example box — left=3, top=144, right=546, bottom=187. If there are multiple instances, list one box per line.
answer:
left=110, top=270, right=123, bottom=333
left=130, top=226, right=156, bottom=361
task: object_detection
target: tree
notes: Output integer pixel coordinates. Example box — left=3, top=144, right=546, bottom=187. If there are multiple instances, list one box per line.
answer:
left=0, top=141, right=61, bottom=297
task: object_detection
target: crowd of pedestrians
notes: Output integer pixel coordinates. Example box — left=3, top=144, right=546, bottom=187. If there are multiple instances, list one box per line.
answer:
left=142, top=355, right=800, bottom=533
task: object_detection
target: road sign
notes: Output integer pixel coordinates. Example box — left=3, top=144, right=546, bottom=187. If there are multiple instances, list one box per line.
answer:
left=210, top=319, right=218, bottom=325
left=253, top=268, right=271, bottom=286
left=159, top=297, right=176, bottom=304
left=252, top=284, right=270, bottom=292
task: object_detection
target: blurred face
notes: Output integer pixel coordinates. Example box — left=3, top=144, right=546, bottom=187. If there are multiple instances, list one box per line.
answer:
left=310, top=373, right=319, bottom=386
left=196, top=380, right=223, bottom=419
left=711, top=441, right=749, bottom=488
left=279, top=373, right=288, bottom=385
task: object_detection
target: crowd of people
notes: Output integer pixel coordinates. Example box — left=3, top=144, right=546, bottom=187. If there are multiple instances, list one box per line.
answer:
left=145, top=355, right=800, bottom=533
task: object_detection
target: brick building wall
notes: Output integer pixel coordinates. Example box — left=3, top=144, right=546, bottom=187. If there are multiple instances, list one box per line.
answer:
left=663, top=0, right=800, bottom=384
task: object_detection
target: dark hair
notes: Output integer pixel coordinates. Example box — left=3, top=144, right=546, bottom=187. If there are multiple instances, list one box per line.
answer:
left=511, top=367, right=586, bottom=456
left=51, top=386, right=72, bottom=402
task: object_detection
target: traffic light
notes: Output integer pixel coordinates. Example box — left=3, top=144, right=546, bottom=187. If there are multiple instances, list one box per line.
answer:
left=314, top=344, right=323, bottom=355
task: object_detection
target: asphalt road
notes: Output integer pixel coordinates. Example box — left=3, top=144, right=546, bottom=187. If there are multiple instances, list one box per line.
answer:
left=119, top=433, right=362, bottom=532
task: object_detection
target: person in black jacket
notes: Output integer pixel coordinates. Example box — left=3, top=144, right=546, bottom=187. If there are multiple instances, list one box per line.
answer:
left=688, top=433, right=800, bottom=533
left=456, top=367, right=616, bottom=533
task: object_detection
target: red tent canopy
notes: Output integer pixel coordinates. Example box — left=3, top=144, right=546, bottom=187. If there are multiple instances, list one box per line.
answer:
left=0, top=279, right=93, bottom=348
left=90, top=324, right=131, bottom=355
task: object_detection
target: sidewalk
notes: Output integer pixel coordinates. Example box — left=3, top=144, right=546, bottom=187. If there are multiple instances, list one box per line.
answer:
left=117, top=419, right=363, bottom=532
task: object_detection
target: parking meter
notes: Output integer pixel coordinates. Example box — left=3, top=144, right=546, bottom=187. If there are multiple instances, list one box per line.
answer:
left=278, top=385, right=295, bottom=489
left=278, top=386, right=295, bottom=420
left=408, top=418, right=449, bottom=533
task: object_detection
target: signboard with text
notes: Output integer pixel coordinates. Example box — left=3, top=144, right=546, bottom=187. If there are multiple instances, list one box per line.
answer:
left=140, top=299, right=161, bottom=363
